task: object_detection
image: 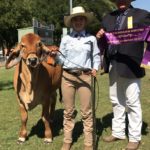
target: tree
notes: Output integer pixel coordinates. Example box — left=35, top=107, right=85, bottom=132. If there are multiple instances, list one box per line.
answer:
left=0, top=0, right=115, bottom=48
left=0, top=0, right=33, bottom=49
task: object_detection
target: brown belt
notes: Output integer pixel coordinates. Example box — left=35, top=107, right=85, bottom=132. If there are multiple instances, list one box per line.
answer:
left=64, top=69, right=91, bottom=76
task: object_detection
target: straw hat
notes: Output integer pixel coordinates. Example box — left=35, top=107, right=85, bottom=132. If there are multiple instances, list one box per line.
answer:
left=64, top=6, right=94, bottom=27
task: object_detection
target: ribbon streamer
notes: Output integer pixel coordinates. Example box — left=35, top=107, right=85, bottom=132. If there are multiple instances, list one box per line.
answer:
left=103, top=26, right=150, bottom=69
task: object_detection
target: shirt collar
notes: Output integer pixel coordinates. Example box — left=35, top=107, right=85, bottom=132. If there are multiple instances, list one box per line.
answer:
left=71, top=30, right=86, bottom=37
left=118, top=5, right=133, bottom=16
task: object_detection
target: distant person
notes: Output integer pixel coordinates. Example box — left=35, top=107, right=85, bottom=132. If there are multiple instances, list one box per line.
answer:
left=96, top=0, right=150, bottom=150
left=58, top=6, right=101, bottom=150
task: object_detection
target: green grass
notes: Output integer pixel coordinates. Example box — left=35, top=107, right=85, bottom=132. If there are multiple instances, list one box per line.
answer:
left=0, top=67, right=150, bottom=150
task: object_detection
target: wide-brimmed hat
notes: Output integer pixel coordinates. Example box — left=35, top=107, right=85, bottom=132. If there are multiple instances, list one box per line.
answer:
left=64, top=6, right=94, bottom=27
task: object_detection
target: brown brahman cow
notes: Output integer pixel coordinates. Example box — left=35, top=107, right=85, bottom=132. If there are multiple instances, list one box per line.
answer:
left=5, top=33, right=62, bottom=144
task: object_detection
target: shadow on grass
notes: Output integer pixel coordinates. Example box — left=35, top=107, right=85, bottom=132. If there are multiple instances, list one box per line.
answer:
left=96, top=112, right=149, bottom=149
left=0, top=81, right=14, bottom=90
left=71, top=112, right=148, bottom=149
left=53, top=108, right=64, bottom=137
left=27, top=109, right=148, bottom=148
left=28, top=119, right=45, bottom=139
left=27, top=108, right=64, bottom=140
left=142, top=122, right=149, bottom=135
left=71, top=113, right=111, bottom=146
left=72, top=119, right=83, bottom=143
left=95, top=113, right=113, bottom=149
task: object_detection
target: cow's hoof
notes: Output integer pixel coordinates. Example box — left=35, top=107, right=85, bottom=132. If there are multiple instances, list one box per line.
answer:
left=17, top=137, right=26, bottom=144
left=44, top=138, right=52, bottom=144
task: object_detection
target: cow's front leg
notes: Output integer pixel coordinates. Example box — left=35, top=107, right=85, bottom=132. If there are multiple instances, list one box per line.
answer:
left=42, top=101, right=52, bottom=144
left=17, top=103, right=28, bottom=144
left=49, top=92, right=57, bottom=122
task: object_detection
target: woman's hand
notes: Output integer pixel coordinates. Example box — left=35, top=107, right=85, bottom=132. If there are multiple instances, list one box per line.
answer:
left=91, top=69, right=97, bottom=77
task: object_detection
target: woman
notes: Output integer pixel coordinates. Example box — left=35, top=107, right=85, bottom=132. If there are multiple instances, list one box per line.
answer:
left=58, top=6, right=101, bottom=150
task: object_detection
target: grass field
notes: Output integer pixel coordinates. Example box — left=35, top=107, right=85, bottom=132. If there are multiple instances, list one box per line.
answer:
left=0, top=67, right=150, bottom=150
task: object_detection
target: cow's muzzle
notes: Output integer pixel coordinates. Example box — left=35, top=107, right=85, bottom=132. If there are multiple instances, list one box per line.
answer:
left=26, top=55, right=39, bottom=68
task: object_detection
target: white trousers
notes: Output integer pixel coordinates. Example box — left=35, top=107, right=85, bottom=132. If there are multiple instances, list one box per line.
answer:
left=109, top=62, right=142, bottom=142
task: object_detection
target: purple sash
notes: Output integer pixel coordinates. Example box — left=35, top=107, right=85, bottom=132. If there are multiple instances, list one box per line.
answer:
left=104, top=26, right=150, bottom=69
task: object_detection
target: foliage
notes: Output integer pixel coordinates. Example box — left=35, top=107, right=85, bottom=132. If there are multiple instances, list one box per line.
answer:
left=0, top=0, right=34, bottom=48
left=0, top=0, right=115, bottom=48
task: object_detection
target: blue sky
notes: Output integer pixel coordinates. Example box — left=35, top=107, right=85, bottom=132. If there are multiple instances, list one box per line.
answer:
left=132, top=0, right=150, bottom=11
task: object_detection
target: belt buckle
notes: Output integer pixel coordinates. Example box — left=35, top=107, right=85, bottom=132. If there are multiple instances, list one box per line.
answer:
left=72, top=70, right=82, bottom=76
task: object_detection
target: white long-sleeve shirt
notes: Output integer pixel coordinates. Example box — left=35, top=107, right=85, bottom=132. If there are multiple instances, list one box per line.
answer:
left=58, top=30, right=101, bottom=71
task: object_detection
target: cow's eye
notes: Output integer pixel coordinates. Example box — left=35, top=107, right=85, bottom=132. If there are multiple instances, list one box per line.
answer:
left=21, top=44, right=26, bottom=48
left=21, top=44, right=25, bottom=47
left=37, top=42, right=42, bottom=48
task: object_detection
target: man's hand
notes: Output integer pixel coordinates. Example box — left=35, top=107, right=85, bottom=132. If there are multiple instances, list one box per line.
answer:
left=96, top=29, right=105, bottom=39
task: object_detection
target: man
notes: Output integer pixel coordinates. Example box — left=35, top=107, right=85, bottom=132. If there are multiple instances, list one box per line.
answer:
left=59, top=6, right=101, bottom=150
left=96, top=0, right=150, bottom=150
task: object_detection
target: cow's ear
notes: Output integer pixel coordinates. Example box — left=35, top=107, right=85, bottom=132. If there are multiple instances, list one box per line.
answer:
left=5, top=44, right=22, bottom=69
left=40, top=42, right=51, bottom=52
left=48, top=45, right=59, bottom=52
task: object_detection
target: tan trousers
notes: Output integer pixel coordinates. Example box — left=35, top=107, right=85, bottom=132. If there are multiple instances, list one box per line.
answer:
left=61, top=71, right=93, bottom=146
